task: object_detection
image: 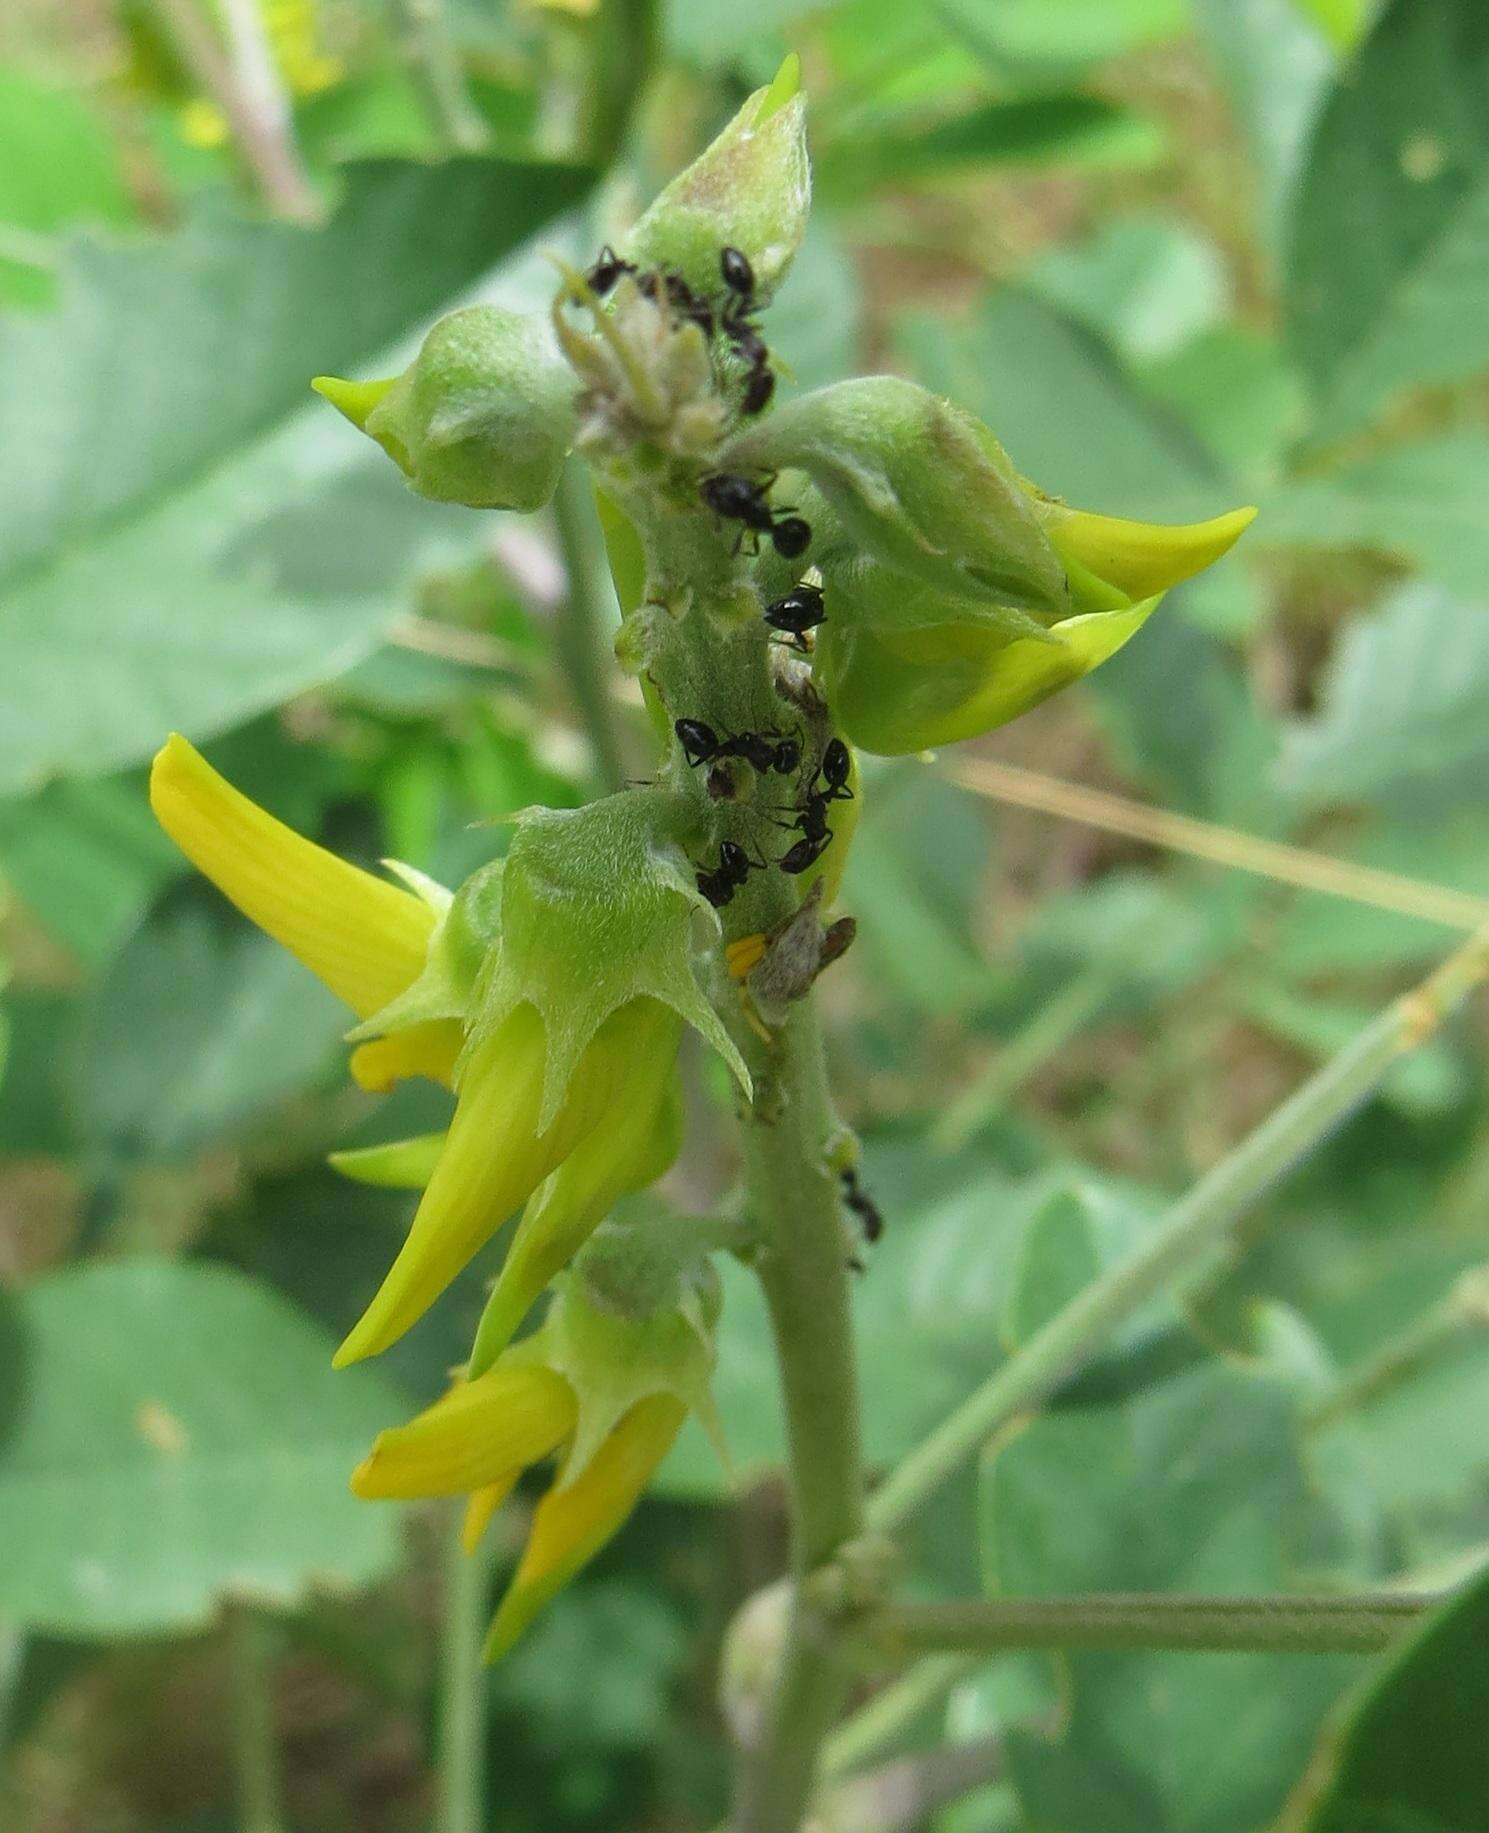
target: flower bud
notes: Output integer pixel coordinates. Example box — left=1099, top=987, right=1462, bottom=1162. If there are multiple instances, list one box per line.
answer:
left=722, top=377, right=1071, bottom=616
left=625, top=56, right=809, bottom=301
left=809, top=498, right=1257, bottom=754
left=314, top=305, right=576, bottom=512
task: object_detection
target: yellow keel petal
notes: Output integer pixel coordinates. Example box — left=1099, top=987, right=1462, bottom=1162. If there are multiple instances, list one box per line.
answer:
left=1043, top=503, right=1257, bottom=602
left=348, top=1019, right=463, bottom=1092
left=334, top=1006, right=584, bottom=1367
left=350, top=1365, right=576, bottom=1499
left=149, top=734, right=434, bottom=1019
left=483, top=1393, right=686, bottom=1661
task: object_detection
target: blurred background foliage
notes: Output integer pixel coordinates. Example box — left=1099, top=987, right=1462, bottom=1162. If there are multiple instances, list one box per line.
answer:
left=2, top=0, right=1489, bottom=1827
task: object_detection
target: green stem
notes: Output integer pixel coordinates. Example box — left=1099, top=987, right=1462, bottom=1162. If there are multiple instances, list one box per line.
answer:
left=932, top=966, right=1117, bottom=1151
left=821, top=1654, right=980, bottom=1781
left=733, top=1000, right=868, bottom=1833
left=552, top=460, right=628, bottom=793
left=868, top=920, right=1489, bottom=1534
left=870, top=1592, right=1434, bottom=1660
left=226, top=1607, right=285, bottom=1833
left=437, top=1502, right=491, bottom=1833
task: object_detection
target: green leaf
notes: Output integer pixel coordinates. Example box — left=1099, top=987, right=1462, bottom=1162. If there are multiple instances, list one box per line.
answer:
left=1291, top=1559, right=1489, bottom=1832
left=1286, top=0, right=1489, bottom=441
left=0, top=772, right=181, bottom=966
left=78, top=894, right=349, bottom=1162
left=985, top=1363, right=1358, bottom=1830
left=0, top=158, right=591, bottom=796
left=0, top=67, right=133, bottom=307
left=1024, top=213, right=1229, bottom=365
left=1277, top=584, right=1489, bottom=808
left=1194, top=0, right=1333, bottom=256
left=938, top=0, right=1189, bottom=75
left=1259, top=432, right=1489, bottom=600
left=0, top=1258, right=406, bottom=1635
left=817, top=94, right=1167, bottom=202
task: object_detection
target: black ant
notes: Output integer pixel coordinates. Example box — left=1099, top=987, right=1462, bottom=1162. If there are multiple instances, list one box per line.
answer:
left=586, top=245, right=637, bottom=295
left=700, top=472, right=811, bottom=558
left=841, top=1166, right=884, bottom=1245
left=675, top=719, right=800, bottom=776
left=718, top=247, right=774, bottom=415
left=764, top=583, right=826, bottom=652
left=695, top=839, right=762, bottom=909
left=774, top=739, right=853, bottom=874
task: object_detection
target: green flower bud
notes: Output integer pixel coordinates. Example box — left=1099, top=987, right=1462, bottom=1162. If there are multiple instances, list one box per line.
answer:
left=314, top=305, right=576, bottom=511
left=625, top=56, right=809, bottom=301
left=721, top=376, right=1071, bottom=616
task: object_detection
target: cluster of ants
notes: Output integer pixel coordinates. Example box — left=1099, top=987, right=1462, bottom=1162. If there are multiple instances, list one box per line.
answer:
left=586, top=241, right=778, bottom=420
left=584, top=240, right=814, bottom=561
left=682, top=727, right=853, bottom=908
left=584, top=244, right=883, bottom=1253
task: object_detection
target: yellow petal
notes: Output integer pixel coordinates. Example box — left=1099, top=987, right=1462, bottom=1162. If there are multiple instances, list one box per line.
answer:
left=467, top=1052, right=681, bottom=1375
left=329, top=1132, right=449, bottom=1189
left=150, top=734, right=434, bottom=1020
left=463, top=1474, right=520, bottom=1555
left=348, top=1019, right=463, bottom=1092
left=1043, top=503, right=1257, bottom=602
left=350, top=1365, right=576, bottom=1500
left=334, top=1006, right=578, bottom=1367
left=483, top=1393, right=687, bottom=1661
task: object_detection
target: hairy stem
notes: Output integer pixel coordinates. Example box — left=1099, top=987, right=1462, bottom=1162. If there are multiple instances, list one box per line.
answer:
left=868, top=919, right=1489, bottom=1533
left=226, top=1606, right=285, bottom=1833
left=869, top=1592, right=1435, bottom=1660
left=733, top=998, right=867, bottom=1833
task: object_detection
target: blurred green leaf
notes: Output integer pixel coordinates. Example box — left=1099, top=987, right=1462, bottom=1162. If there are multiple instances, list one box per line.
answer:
left=818, top=94, right=1167, bottom=201
left=0, top=773, right=181, bottom=966
left=0, top=991, right=82, bottom=1157
left=1278, top=584, right=1489, bottom=808
left=1260, top=433, right=1489, bottom=600
left=1142, top=326, right=1305, bottom=482
left=761, top=220, right=863, bottom=394
left=938, top=0, right=1189, bottom=76
left=1194, top=0, right=1333, bottom=256
left=987, top=1366, right=1356, bottom=1828
left=1286, top=0, right=1489, bottom=441
left=0, top=1257, right=405, bottom=1635
left=1290, top=1559, right=1489, bottom=1832
left=1025, top=214, right=1229, bottom=364
left=78, top=893, right=348, bottom=1163
left=0, top=67, right=133, bottom=308
left=0, top=158, right=591, bottom=796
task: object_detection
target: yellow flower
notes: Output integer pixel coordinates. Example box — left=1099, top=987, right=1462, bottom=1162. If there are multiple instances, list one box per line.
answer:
left=149, top=733, right=441, bottom=1024
left=151, top=743, right=728, bottom=1369
left=333, top=995, right=682, bottom=1367
left=351, top=1272, right=701, bottom=1659
left=815, top=504, right=1257, bottom=756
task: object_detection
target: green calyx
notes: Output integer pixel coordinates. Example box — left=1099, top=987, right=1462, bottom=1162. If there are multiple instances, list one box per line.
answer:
left=347, top=858, right=502, bottom=1042
left=315, top=305, right=577, bottom=511
left=537, top=1244, right=722, bottom=1486
left=721, top=376, right=1072, bottom=616
left=464, top=789, right=750, bottom=1125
